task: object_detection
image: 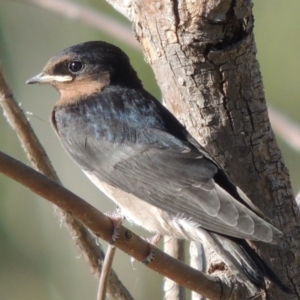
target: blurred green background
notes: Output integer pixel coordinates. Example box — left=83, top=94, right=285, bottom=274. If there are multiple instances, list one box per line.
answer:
left=0, top=1, right=299, bottom=299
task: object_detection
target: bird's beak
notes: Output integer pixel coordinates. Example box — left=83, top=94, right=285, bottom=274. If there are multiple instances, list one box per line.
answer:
left=26, top=72, right=72, bottom=84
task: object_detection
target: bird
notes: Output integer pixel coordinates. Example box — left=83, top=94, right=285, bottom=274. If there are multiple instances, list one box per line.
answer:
left=27, top=41, right=290, bottom=293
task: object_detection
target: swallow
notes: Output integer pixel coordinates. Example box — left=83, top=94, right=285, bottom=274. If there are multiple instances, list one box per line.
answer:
left=27, top=41, right=290, bottom=293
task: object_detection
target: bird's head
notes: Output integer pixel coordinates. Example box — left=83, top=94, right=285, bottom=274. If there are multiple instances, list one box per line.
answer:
left=26, top=41, right=143, bottom=104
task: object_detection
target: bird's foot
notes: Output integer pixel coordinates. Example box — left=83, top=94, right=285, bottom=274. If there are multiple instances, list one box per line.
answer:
left=131, top=233, right=162, bottom=268
left=142, top=244, right=156, bottom=265
left=105, top=208, right=124, bottom=244
left=144, top=233, right=162, bottom=246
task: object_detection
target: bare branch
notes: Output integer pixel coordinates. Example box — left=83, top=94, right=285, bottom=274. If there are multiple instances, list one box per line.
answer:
left=23, top=0, right=140, bottom=50
left=0, top=64, right=132, bottom=300
left=163, top=238, right=186, bottom=300
left=268, top=106, right=300, bottom=153
left=190, top=242, right=206, bottom=300
left=97, top=245, right=117, bottom=300
left=0, top=150, right=251, bottom=299
left=0, top=66, right=59, bottom=180
left=296, top=191, right=300, bottom=209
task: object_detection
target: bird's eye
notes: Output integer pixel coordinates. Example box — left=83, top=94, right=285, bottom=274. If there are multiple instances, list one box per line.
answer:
left=68, top=61, right=83, bottom=74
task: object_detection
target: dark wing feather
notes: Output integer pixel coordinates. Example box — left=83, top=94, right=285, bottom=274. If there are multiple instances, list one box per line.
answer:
left=62, top=126, right=281, bottom=243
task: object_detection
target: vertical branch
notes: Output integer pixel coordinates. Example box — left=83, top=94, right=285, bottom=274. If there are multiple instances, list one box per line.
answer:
left=97, top=245, right=117, bottom=300
left=190, top=242, right=206, bottom=300
left=163, top=238, right=186, bottom=300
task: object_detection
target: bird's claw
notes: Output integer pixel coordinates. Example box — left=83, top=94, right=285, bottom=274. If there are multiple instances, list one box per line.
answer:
left=131, top=234, right=162, bottom=268
left=142, top=245, right=156, bottom=265
left=105, top=209, right=124, bottom=244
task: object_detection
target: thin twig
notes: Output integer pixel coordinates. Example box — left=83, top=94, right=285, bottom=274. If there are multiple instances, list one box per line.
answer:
left=190, top=242, right=206, bottom=300
left=296, top=191, right=300, bottom=208
left=0, top=150, right=250, bottom=300
left=97, top=245, right=117, bottom=300
left=0, top=69, right=59, bottom=181
left=23, top=0, right=140, bottom=50
left=0, top=64, right=133, bottom=300
left=163, top=237, right=186, bottom=300
left=268, top=106, right=300, bottom=153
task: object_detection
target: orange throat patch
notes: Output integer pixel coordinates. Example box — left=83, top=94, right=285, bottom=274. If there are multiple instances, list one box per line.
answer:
left=56, top=74, right=110, bottom=106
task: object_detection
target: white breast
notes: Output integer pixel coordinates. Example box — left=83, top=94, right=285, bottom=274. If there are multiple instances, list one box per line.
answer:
left=83, top=170, right=209, bottom=244
left=83, top=171, right=173, bottom=234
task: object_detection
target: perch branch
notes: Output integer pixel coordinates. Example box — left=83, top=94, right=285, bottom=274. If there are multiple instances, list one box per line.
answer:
left=0, top=150, right=250, bottom=300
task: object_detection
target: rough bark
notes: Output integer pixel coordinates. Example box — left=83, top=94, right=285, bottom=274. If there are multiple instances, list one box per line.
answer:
left=106, top=0, right=300, bottom=298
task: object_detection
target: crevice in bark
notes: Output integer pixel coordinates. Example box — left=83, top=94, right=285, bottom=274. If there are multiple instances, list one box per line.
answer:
left=172, top=0, right=180, bottom=30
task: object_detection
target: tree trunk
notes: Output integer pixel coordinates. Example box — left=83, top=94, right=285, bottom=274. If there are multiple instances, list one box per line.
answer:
left=106, top=0, right=299, bottom=298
